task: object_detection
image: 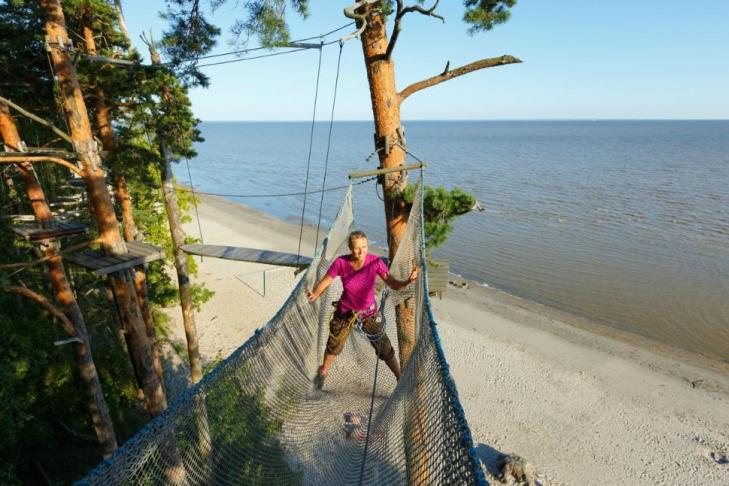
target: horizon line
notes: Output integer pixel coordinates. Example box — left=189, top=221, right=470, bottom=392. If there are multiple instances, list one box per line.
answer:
left=198, top=118, right=729, bottom=123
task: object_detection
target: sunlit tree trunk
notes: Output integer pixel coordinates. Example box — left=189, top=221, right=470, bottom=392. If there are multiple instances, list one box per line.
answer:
left=357, top=4, right=416, bottom=368
left=40, top=0, right=167, bottom=417
left=81, top=21, right=165, bottom=383
left=0, top=103, right=118, bottom=458
left=146, top=43, right=203, bottom=385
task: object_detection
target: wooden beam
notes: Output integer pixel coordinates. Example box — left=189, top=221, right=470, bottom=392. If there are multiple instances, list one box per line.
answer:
left=348, top=162, right=425, bottom=180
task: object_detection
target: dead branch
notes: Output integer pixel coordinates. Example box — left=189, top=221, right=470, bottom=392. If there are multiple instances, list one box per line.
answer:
left=387, top=0, right=444, bottom=61
left=402, top=0, right=443, bottom=20
left=0, top=156, right=84, bottom=176
left=9, top=285, right=76, bottom=337
left=0, top=96, right=74, bottom=145
left=398, top=54, right=521, bottom=102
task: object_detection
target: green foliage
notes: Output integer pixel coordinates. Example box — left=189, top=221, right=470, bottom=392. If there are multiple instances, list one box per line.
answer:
left=463, top=0, right=517, bottom=34
left=162, top=1, right=220, bottom=87
left=161, top=0, right=308, bottom=53
left=227, top=0, right=308, bottom=48
left=0, top=0, right=212, bottom=482
left=204, top=377, right=301, bottom=484
left=0, top=0, right=55, bottom=114
left=398, top=184, right=476, bottom=253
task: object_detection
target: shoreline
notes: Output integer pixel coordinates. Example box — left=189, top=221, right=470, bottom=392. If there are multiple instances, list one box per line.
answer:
left=183, top=186, right=729, bottom=376
left=444, top=274, right=729, bottom=382
left=163, top=191, right=729, bottom=484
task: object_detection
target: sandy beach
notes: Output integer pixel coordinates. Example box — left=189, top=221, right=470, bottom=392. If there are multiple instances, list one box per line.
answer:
left=162, top=192, right=729, bottom=485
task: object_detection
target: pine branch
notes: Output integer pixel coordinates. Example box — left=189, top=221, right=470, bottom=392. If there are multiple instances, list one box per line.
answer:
left=0, top=96, right=74, bottom=145
left=398, top=54, right=521, bottom=102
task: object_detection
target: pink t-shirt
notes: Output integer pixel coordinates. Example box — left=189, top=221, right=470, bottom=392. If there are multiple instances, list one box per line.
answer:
left=326, top=253, right=389, bottom=314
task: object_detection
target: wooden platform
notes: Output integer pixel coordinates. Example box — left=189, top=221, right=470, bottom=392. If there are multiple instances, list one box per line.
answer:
left=66, top=241, right=164, bottom=276
left=11, top=221, right=87, bottom=241
left=181, top=244, right=312, bottom=268
left=1, top=214, right=36, bottom=221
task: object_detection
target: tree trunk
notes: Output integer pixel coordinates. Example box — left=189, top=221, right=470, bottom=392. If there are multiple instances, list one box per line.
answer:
left=357, top=4, right=416, bottom=367
left=113, top=0, right=130, bottom=43
left=147, top=45, right=203, bottom=384
left=81, top=22, right=164, bottom=384
left=40, top=0, right=167, bottom=417
left=0, top=103, right=118, bottom=458
left=355, top=9, right=426, bottom=481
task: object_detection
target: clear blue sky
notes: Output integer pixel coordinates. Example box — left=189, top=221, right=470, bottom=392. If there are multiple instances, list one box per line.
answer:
left=121, top=1, right=729, bottom=121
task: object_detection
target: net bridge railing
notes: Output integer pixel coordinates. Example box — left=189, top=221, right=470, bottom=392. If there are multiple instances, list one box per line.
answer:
left=79, top=178, right=486, bottom=485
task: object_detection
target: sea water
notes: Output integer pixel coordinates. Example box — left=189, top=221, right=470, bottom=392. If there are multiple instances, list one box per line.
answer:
left=181, top=120, right=729, bottom=362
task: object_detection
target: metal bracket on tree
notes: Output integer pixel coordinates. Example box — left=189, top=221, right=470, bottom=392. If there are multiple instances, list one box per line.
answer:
left=45, top=34, right=74, bottom=53
left=373, top=126, right=407, bottom=184
left=348, top=162, right=425, bottom=180
left=341, top=0, right=379, bottom=44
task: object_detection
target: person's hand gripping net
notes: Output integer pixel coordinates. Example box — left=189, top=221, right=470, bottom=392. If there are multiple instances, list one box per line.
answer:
left=407, top=265, right=419, bottom=284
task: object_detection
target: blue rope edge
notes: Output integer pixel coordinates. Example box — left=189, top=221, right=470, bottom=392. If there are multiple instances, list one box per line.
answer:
left=417, top=175, right=488, bottom=486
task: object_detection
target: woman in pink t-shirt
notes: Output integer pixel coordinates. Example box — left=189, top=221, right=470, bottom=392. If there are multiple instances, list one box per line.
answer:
left=307, top=230, right=419, bottom=390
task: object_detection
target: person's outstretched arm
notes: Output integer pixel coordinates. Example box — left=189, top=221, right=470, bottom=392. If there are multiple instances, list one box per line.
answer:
left=382, top=267, right=419, bottom=291
left=307, top=275, right=334, bottom=302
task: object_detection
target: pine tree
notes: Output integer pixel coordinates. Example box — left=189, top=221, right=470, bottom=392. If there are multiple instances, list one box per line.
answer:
left=163, top=0, right=519, bottom=366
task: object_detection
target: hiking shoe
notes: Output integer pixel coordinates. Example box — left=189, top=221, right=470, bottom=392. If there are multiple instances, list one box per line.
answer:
left=314, top=370, right=327, bottom=390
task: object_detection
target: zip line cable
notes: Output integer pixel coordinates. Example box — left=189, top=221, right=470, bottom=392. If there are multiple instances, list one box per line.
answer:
left=296, top=44, right=324, bottom=265
left=314, top=42, right=344, bottom=249
left=171, top=22, right=354, bottom=67
left=195, top=47, right=309, bottom=68
left=359, top=329, right=381, bottom=486
left=185, top=157, right=205, bottom=261
left=194, top=38, right=344, bottom=68
left=170, top=22, right=355, bottom=65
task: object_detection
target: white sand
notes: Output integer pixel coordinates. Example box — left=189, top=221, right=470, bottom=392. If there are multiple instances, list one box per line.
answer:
left=163, top=193, right=729, bottom=485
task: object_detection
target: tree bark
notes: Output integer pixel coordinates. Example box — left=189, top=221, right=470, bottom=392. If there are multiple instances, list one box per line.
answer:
left=398, top=55, right=521, bottom=102
left=147, top=45, right=203, bottom=384
left=81, top=22, right=164, bottom=383
left=357, top=4, right=417, bottom=367
left=0, top=103, right=118, bottom=458
left=40, top=0, right=167, bottom=417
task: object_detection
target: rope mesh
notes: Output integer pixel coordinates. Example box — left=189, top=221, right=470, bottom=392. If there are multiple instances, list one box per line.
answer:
left=79, top=177, right=486, bottom=485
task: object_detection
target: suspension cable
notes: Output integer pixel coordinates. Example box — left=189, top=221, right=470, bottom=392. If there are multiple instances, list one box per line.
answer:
left=314, top=42, right=344, bottom=249
left=296, top=44, right=324, bottom=265
left=184, top=157, right=205, bottom=261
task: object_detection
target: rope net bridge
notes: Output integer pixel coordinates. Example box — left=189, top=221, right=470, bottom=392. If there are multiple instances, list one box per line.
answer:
left=80, top=178, right=485, bottom=485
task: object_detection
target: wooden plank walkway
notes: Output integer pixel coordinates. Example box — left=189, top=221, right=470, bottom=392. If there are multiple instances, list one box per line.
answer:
left=11, top=221, right=87, bottom=241
left=66, top=241, right=164, bottom=276
left=181, top=244, right=312, bottom=268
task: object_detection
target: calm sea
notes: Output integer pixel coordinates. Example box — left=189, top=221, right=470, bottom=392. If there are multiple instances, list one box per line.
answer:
left=181, top=121, right=729, bottom=363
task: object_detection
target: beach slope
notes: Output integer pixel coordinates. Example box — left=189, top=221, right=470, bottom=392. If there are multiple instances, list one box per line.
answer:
left=163, top=193, right=729, bottom=485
